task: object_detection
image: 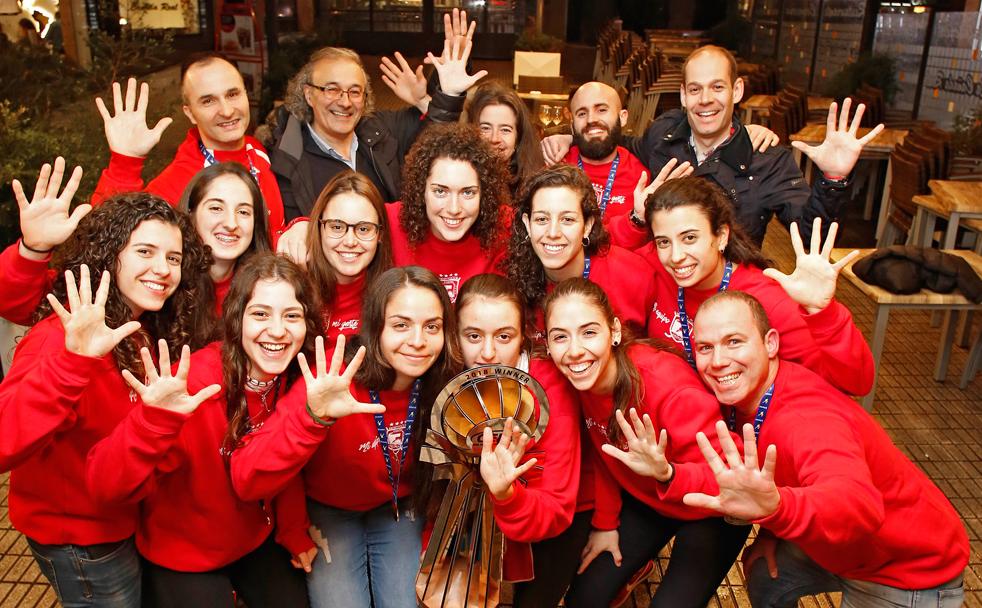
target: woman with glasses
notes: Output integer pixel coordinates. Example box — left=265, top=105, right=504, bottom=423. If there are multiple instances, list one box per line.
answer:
left=305, top=171, right=394, bottom=347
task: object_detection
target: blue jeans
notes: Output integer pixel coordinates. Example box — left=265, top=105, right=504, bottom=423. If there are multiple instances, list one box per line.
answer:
left=306, top=498, right=422, bottom=608
left=748, top=540, right=965, bottom=608
left=26, top=537, right=141, bottom=608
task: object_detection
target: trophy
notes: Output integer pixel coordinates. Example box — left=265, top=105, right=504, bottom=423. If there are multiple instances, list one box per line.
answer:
left=416, top=364, right=550, bottom=608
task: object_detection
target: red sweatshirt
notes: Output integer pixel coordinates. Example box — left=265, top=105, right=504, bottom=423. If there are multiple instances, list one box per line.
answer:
left=749, top=361, right=969, bottom=588
left=562, top=146, right=647, bottom=225
left=386, top=202, right=506, bottom=302
left=91, top=129, right=285, bottom=234
left=491, top=358, right=580, bottom=581
left=645, top=260, right=875, bottom=396
left=579, top=344, right=727, bottom=529
left=0, top=242, right=53, bottom=326
left=322, top=274, right=366, bottom=348
left=85, top=342, right=312, bottom=571
left=0, top=316, right=138, bottom=545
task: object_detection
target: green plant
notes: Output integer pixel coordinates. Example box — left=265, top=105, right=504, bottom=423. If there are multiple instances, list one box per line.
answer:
left=514, top=31, right=564, bottom=53
left=951, top=106, right=982, bottom=157
left=822, top=53, right=899, bottom=106
left=0, top=44, right=91, bottom=119
left=87, top=27, right=176, bottom=91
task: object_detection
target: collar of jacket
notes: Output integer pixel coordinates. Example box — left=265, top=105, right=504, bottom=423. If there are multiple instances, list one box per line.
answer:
left=277, top=111, right=390, bottom=163
left=662, top=112, right=754, bottom=176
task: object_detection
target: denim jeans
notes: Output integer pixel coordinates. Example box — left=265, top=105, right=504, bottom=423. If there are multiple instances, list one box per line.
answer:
left=748, top=540, right=965, bottom=608
left=306, top=498, right=422, bottom=608
left=26, top=537, right=141, bottom=608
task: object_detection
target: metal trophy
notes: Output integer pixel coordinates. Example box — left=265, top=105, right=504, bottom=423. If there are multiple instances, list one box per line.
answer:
left=416, top=364, right=550, bottom=608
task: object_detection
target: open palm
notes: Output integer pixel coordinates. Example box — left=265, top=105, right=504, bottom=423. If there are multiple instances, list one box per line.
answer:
left=479, top=418, right=537, bottom=500
left=300, top=335, right=386, bottom=421
left=121, top=340, right=221, bottom=415
left=791, top=98, right=884, bottom=178
left=14, top=158, right=90, bottom=254
left=47, top=265, right=142, bottom=358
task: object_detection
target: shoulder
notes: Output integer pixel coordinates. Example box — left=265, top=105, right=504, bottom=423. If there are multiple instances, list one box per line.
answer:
left=616, top=146, right=647, bottom=171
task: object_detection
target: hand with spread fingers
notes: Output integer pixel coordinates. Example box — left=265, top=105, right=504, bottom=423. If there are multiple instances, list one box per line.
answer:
left=763, top=218, right=859, bottom=314
left=578, top=529, right=622, bottom=574
left=380, top=52, right=429, bottom=112
left=601, top=408, right=673, bottom=482
left=683, top=421, right=780, bottom=522
left=47, top=265, right=143, bottom=358
left=443, top=7, right=475, bottom=59
left=95, top=77, right=173, bottom=159
left=479, top=417, right=538, bottom=501
left=632, top=159, right=694, bottom=219
left=300, top=335, right=386, bottom=421
left=14, top=157, right=90, bottom=260
left=121, top=340, right=221, bottom=415
left=425, top=32, right=488, bottom=97
left=790, top=97, right=885, bottom=178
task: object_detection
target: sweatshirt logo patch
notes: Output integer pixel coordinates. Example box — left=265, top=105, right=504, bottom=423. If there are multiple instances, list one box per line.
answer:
left=651, top=302, right=685, bottom=345
left=590, top=183, right=626, bottom=207
left=440, top=273, right=461, bottom=303
left=358, top=419, right=408, bottom=454
left=332, top=318, right=360, bottom=333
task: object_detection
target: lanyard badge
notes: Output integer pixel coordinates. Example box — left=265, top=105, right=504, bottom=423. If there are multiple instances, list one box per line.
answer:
left=678, top=261, right=734, bottom=368
left=578, top=152, right=620, bottom=218
left=369, top=379, right=422, bottom=521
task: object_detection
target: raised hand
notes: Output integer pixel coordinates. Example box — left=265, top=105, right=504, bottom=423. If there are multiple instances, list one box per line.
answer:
left=683, top=421, right=780, bottom=522
left=791, top=98, right=885, bottom=178
left=540, top=134, right=573, bottom=166
left=300, top=335, right=386, bottom=421
left=578, top=529, right=621, bottom=574
left=95, top=78, right=173, bottom=158
left=763, top=218, right=859, bottom=314
left=13, top=157, right=90, bottom=258
left=601, top=408, right=673, bottom=481
left=121, top=340, right=221, bottom=415
left=291, top=546, right=319, bottom=573
left=380, top=52, right=429, bottom=113
left=632, top=159, right=694, bottom=218
left=424, top=33, right=488, bottom=96
left=46, top=265, right=142, bottom=358
left=443, top=7, right=475, bottom=59
left=479, top=417, right=538, bottom=501
left=746, top=123, right=780, bottom=153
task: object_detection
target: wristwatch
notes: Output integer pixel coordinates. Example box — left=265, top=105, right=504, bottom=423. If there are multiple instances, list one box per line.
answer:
left=629, top=209, right=646, bottom=228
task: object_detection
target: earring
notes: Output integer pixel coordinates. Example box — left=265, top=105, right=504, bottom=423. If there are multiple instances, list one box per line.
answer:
left=612, top=338, right=620, bottom=346
left=582, top=236, right=591, bottom=247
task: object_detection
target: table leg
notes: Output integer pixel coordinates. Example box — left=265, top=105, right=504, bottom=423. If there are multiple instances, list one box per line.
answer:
left=960, top=326, right=982, bottom=389
left=804, top=158, right=813, bottom=185
left=942, top=212, right=961, bottom=249
left=875, top=160, right=894, bottom=242
left=743, top=107, right=753, bottom=124
left=793, top=147, right=802, bottom=170
left=864, top=304, right=890, bottom=411
left=934, top=310, right=960, bottom=382
left=863, top=160, right=881, bottom=221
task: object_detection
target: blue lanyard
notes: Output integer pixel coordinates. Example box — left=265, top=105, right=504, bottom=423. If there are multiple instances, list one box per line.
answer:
left=578, top=152, right=620, bottom=217
left=582, top=256, right=591, bottom=279
left=678, top=261, right=734, bottom=368
left=369, top=378, right=421, bottom=521
left=198, top=140, right=258, bottom=180
left=728, top=383, right=774, bottom=440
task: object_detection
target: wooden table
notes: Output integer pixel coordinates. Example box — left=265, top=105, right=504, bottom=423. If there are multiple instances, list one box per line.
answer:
left=926, top=180, right=982, bottom=249
left=832, top=248, right=982, bottom=409
left=740, top=95, right=835, bottom=125
left=791, top=125, right=908, bottom=235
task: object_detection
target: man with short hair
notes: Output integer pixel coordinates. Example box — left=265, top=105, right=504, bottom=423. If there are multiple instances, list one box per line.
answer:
left=92, top=53, right=287, bottom=232
left=545, top=45, right=884, bottom=245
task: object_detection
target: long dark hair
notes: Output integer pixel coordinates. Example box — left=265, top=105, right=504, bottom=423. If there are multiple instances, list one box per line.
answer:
left=456, top=273, right=533, bottom=358
left=221, top=253, right=322, bottom=452
left=350, top=265, right=463, bottom=512
left=465, top=81, right=545, bottom=186
left=399, top=123, right=511, bottom=251
left=36, top=193, right=213, bottom=376
left=306, top=171, right=394, bottom=308
left=543, top=278, right=645, bottom=444
left=644, top=177, right=769, bottom=269
left=504, top=164, right=611, bottom=310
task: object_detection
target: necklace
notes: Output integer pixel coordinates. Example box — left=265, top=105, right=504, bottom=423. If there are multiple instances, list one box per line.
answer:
left=246, top=375, right=278, bottom=390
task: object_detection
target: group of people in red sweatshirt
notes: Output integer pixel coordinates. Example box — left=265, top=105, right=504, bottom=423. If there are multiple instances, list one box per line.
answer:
left=0, top=20, right=970, bottom=608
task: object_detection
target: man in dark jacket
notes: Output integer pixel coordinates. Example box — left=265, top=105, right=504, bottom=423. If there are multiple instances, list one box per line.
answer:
left=543, top=45, right=885, bottom=245
left=270, top=25, right=485, bottom=223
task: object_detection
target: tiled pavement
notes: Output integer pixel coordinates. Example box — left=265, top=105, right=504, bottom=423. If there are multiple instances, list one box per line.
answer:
left=1, top=56, right=979, bottom=608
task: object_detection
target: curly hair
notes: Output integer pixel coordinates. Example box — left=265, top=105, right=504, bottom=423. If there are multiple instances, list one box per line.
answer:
left=399, top=123, right=512, bottom=251
left=36, top=193, right=214, bottom=377
left=465, top=81, right=545, bottom=186
left=306, top=171, right=394, bottom=309
left=503, top=164, right=611, bottom=310
left=220, top=253, right=323, bottom=454
left=644, top=177, right=770, bottom=269
left=283, top=47, right=375, bottom=124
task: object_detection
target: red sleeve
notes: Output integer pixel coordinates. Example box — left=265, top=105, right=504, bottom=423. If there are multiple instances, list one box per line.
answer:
left=590, top=452, right=622, bottom=530
left=607, top=213, right=650, bottom=250
left=230, top=379, right=330, bottom=501
left=799, top=300, right=875, bottom=396
left=91, top=152, right=148, bottom=205
left=0, top=242, right=53, bottom=325
left=273, top=476, right=315, bottom=556
left=85, top=403, right=190, bottom=505
left=0, top=322, right=99, bottom=471
left=491, top=372, right=580, bottom=543
left=144, top=161, right=187, bottom=204
left=755, top=413, right=885, bottom=547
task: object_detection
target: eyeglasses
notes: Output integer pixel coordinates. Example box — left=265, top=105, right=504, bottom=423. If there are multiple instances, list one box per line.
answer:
left=306, top=83, right=365, bottom=103
left=319, top=219, right=381, bottom=241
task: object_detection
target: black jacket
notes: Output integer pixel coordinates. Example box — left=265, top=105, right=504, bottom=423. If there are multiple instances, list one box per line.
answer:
left=625, top=109, right=849, bottom=245
left=270, top=90, right=465, bottom=221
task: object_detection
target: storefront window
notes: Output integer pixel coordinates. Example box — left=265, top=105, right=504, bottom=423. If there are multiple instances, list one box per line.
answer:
left=433, top=0, right=517, bottom=34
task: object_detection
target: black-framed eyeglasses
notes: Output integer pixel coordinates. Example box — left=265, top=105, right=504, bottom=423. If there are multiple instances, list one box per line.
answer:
left=305, top=83, right=365, bottom=103
left=319, top=219, right=381, bottom=241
